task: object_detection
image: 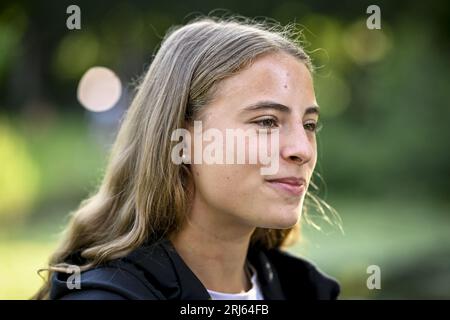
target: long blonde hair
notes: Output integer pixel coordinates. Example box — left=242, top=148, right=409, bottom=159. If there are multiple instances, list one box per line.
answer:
left=34, top=16, right=338, bottom=299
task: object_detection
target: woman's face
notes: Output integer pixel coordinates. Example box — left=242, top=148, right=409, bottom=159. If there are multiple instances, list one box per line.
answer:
left=187, top=51, right=319, bottom=231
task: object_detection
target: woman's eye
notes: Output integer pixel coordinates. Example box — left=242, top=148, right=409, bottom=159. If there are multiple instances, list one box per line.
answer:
left=254, top=118, right=279, bottom=128
left=304, top=121, right=322, bottom=133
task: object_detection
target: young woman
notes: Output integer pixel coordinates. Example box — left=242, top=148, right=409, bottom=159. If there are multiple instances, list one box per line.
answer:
left=34, top=17, right=340, bottom=300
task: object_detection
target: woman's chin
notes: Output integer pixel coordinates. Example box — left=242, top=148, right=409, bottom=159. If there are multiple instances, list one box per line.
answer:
left=259, top=209, right=301, bottom=229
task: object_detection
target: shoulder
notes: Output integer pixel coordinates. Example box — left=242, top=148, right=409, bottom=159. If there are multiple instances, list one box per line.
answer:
left=51, top=238, right=211, bottom=300
left=58, top=289, right=126, bottom=300
left=50, top=241, right=174, bottom=300
left=264, top=248, right=341, bottom=300
left=50, top=263, right=164, bottom=300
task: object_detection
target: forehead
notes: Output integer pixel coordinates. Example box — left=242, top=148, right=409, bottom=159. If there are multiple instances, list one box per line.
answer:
left=210, top=52, right=317, bottom=111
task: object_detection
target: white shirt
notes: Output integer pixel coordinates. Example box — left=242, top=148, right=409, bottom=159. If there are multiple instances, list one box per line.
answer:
left=207, top=262, right=264, bottom=300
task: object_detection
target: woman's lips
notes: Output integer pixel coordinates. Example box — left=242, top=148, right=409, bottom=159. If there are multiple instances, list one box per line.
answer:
left=265, top=177, right=306, bottom=196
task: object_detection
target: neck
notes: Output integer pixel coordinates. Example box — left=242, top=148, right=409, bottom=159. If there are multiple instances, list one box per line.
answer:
left=169, top=198, right=255, bottom=293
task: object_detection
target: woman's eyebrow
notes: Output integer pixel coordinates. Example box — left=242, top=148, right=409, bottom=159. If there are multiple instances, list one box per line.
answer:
left=305, top=105, right=320, bottom=117
left=242, top=100, right=320, bottom=116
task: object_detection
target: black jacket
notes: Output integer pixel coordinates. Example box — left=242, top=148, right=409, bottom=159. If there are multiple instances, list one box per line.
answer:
left=50, top=238, right=340, bottom=300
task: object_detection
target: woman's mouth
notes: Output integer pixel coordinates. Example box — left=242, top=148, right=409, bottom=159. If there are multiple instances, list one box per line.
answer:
left=265, top=177, right=306, bottom=197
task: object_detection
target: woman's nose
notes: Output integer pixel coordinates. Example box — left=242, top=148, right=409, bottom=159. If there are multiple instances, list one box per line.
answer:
left=280, top=125, right=315, bottom=166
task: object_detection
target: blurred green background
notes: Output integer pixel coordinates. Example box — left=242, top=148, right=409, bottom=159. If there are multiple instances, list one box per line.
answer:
left=0, top=0, right=449, bottom=299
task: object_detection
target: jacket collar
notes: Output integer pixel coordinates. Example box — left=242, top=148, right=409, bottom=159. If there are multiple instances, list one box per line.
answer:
left=134, top=238, right=286, bottom=299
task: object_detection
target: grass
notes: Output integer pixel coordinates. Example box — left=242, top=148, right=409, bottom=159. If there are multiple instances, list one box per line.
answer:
left=0, top=241, right=57, bottom=299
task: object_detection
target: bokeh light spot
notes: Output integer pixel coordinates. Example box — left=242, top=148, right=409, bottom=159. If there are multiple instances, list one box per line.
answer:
left=77, top=66, right=122, bottom=112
